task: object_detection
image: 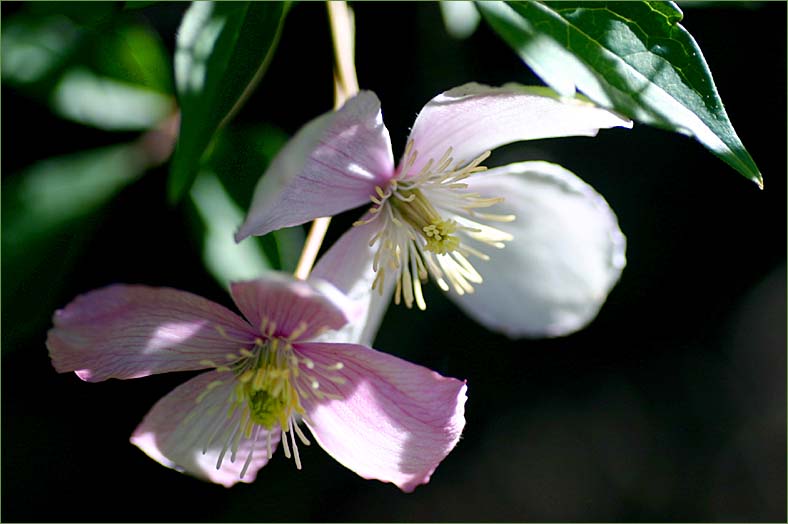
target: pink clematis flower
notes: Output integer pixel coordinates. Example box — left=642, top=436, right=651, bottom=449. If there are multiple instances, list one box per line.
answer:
left=47, top=272, right=467, bottom=490
left=237, top=83, right=632, bottom=339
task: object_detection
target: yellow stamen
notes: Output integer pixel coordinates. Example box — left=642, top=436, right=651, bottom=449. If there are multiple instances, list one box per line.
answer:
left=353, top=146, right=515, bottom=309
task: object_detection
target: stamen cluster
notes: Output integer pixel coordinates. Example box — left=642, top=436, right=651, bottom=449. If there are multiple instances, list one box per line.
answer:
left=355, top=141, right=515, bottom=310
left=192, top=319, right=345, bottom=475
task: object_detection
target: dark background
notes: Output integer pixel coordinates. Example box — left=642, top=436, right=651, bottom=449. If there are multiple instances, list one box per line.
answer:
left=2, top=1, right=785, bottom=522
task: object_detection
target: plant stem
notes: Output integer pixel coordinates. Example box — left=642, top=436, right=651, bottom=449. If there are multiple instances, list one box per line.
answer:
left=293, top=0, right=360, bottom=280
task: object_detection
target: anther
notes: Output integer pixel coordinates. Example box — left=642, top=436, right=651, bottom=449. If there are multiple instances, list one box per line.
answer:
left=287, top=321, right=309, bottom=341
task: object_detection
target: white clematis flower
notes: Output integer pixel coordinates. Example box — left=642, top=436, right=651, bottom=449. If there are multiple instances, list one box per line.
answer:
left=237, top=83, right=631, bottom=339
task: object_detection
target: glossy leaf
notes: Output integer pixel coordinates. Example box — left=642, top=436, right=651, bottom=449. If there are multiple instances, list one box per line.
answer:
left=168, top=1, right=289, bottom=202
left=91, top=22, right=173, bottom=93
left=478, top=1, right=762, bottom=186
left=189, top=171, right=273, bottom=289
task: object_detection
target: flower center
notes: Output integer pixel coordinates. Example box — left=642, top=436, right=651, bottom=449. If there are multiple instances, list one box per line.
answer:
left=234, top=336, right=303, bottom=430
left=355, top=140, right=515, bottom=310
left=389, top=188, right=461, bottom=255
left=194, top=321, right=345, bottom=477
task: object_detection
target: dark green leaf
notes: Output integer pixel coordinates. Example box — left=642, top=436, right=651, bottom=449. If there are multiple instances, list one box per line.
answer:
left=202, top=122, right=304, bottom=273
left=204, top=122, right=289, bottom=209
left=184, top=115, right=301, bottom=288
left=26, top=1, right=119, bottom=27
left=3, top=9, right=175, bottom=130
left=168, top=1, right=289, bottom=202
left=1, top=13, right=82, bottom=89
left=478, top=1, right=762, bottom=186
left=3, top=144, right=148, bottom=246
left=51, top=17, right=175, bottom=130
left=92, top=22, right=173, bottom=93
left=2, top=144, right=151, bottom=352
left=124, top=1, right=159, bottom=10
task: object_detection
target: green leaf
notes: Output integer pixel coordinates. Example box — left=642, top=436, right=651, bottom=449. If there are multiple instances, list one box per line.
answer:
left=3, top=144, right=148, bottom=246
left=2, top=144, right=150, bottom=352
left=168, top=1, right=289, bottom=202
left=1, top=13, right=82, bottom=89
left=202, top=123, right=304, bottom=273
left=124, top=1, right=159, bottom=10
left=478, top=1, right=762, bottom=187
left=204, top=123, right=289, bottom=208
left=91, top=22, right=173, bottom=93
left=50, top=68, right=174, bottom=131
left=189, top=171, right=273, bottom=289
left=25, top=1, right=120, bottom=27
left=3, top=9, right=175, bottom=130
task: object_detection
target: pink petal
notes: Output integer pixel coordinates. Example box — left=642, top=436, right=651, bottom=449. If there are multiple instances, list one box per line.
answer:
left=448, top=161, right=626, bottom=338
left=235, top=91, right=395, bottom=241
left=295, top=342, right=467, bottom=492
left=310, top=219, right=394, bottom=346
left=229, top=273, right=348, bottom=341
left=47, top=285, right=256, bottom=382
left=403, top=82, right=632, bottom=176
left=130, top=371, right=280, bottom=487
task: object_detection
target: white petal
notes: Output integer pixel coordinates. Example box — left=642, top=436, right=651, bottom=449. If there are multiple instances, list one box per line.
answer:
left=404, top=82, right=631, bottom=175
left=130, top=371, right=280, bottom=487
left=309, top=220, right=394, bottom=346
left=236, top=91, right=394, bottom=241
left=448, top=161, right=626, bottom=338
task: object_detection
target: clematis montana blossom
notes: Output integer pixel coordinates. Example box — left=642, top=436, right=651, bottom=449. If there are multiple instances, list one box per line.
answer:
left=47, top=272, right=466, bottom=490
left=237, top=83, right=632, bottom=338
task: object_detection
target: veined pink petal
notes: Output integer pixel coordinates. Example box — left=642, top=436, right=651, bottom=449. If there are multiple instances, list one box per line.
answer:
left=131, top=371, right=281, bottom=487
left=403, top=82, right=632, bottom=176
left=310, top=220, right=394, bottom=346
left=295, top=342, right=467, bottom=492
left=47, top=285, right=256, bottom=382
left=235, top=91, right=395, bottom=241
left=229, top=273, right=348, bottom=341
left=447, top=161, right=626, bottom=338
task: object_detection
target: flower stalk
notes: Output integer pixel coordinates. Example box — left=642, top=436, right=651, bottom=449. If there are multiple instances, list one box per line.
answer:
left=294, top=0, right=359, bottom=280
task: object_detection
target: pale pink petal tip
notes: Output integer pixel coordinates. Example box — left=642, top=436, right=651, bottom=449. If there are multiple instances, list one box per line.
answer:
left=298, top=342, right=468, bottom=492
left=229, top=273, right=349, bottom=340
left=130, top=372, right=280, bottom=487
left=404, top=82, right=631, bottom=176
left=235, top=90, right=395, bottom=241
left=46, top=284, right=254, bottom=382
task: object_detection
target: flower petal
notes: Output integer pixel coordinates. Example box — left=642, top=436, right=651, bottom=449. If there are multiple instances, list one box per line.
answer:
left=47, top=285, right=256, bottom=382
left=229, top=273, right=348, bottom=341
left=130, top=371, right=281, bottom=487
left=295, top=342, right=467, bottom=492
left=404, top=82, right=631, bottom=175
left=448, top=161, right=626, bottom=338
left=235, top=91, right=394, bottom=241
left=309, top=220, right=394, bottom=346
